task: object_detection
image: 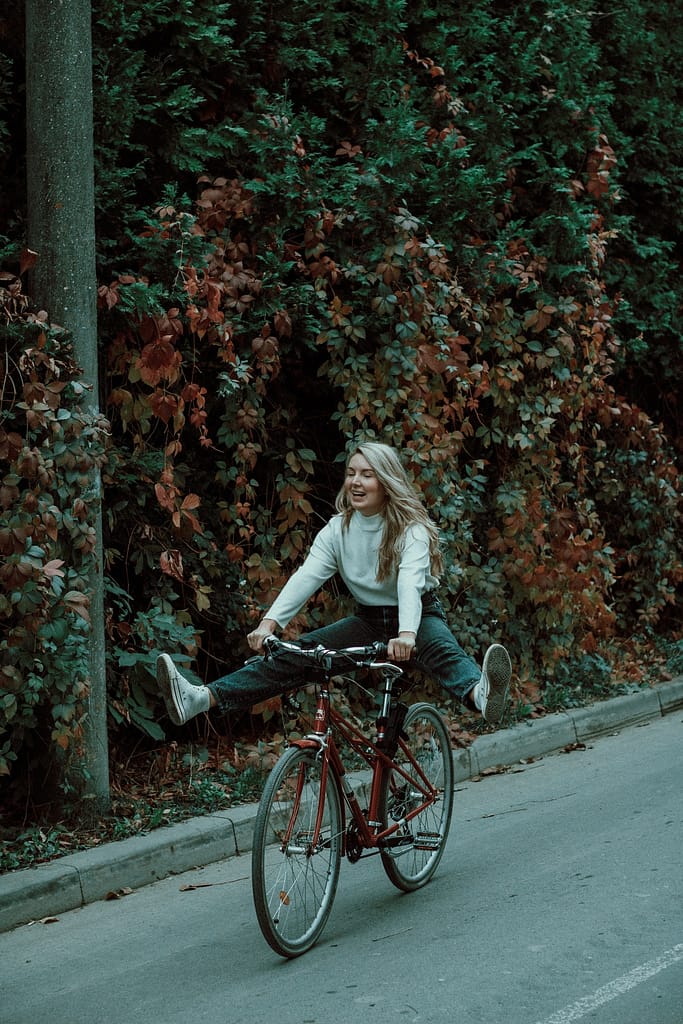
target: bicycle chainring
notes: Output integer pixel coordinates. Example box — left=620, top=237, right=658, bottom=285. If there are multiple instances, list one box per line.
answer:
left=345, top=822, right=363, bottom=863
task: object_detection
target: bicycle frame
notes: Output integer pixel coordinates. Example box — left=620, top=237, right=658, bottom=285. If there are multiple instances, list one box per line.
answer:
left=287, top=676, right=442, bottom=857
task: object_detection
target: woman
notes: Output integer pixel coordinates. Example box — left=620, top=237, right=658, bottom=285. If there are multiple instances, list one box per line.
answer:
left=157, top=442, right=511, bottom=726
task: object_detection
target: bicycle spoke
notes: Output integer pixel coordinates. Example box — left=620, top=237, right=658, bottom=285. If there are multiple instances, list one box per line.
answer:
left=379, top=703, right=454, bottom=891
left=252, top=748, right=342, bottom=957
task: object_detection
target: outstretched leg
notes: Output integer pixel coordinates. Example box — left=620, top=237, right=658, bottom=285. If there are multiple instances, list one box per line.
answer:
left=414, top=609, right=512, bottom=724
left=156, top=615, right=380, bottom=725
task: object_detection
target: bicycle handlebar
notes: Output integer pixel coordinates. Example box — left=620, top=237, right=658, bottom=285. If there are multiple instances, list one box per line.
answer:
left=261, top=635, right=403, bottom=678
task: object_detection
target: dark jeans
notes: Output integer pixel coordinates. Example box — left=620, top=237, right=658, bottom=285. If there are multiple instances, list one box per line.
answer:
left=208, top=592, right=481, bottom=713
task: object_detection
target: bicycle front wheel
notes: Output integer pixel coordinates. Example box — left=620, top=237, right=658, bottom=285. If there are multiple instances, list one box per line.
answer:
left=379, top=702, right=454, bottom=892
left=251, top=746, right=343, bottom=957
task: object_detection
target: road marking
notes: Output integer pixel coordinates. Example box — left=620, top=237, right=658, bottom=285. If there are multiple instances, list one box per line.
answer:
left=534, top=944, right=683, bottom=1024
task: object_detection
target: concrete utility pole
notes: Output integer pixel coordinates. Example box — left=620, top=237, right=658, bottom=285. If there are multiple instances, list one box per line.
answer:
left=25, top=0, right=110, bottom=814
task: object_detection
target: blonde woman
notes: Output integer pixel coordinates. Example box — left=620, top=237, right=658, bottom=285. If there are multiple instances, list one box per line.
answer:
left=157, top=442, right=511, bottom=726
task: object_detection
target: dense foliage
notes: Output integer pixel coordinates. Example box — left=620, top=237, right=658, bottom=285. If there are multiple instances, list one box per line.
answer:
left=0, top=0, right=681, bottom=787
left=0, top=279, right=110, bottom=783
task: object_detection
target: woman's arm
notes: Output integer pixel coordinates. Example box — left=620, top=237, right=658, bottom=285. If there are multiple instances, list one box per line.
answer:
left=395, top=525, right=432, bottom=635
left=248, top=519, right=340, bottom=650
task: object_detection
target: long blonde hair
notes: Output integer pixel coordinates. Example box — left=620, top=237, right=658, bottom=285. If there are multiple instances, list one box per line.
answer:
left=335, top=442, right=443, bottom=581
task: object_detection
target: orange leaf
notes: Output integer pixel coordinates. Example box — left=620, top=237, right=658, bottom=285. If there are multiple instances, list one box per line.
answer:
left=160, top=550, right=184, bottom=580
left=19, top=248, right=38, bottom=275
left=149, top=389, right=180, bottom=424
left=136, top=340, right=182, bottom=386
left=155, top=483, right=176, bottom=512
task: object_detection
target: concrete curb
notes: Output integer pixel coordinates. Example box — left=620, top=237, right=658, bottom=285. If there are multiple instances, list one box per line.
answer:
left=2, top=676, right=682, bottom=934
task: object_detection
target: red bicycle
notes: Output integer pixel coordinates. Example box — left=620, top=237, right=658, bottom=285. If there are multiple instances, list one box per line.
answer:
left=251, top=636, right=455, bottom=957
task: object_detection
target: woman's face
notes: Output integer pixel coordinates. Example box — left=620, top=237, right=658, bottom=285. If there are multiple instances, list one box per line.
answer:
left=344, top=451, right=386, bottom=516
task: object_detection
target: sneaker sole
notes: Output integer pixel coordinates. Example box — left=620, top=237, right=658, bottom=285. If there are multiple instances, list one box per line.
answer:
left=156, top=654, right=185, bottom=726
left=482, top=645, right=512, bottom=724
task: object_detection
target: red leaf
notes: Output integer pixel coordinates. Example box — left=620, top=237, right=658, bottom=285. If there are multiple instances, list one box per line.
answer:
left=19, top=249, right=38, bottom=275
left=136, top=342, right=182, bottom=386
left=149, top=389, right=180, bottom=424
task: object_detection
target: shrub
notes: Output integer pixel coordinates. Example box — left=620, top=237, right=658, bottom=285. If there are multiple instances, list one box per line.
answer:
left=0, top=281, right=110, bottom=781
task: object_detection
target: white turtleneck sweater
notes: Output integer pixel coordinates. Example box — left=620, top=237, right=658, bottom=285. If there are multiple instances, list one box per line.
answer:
left=265, top=511, right=438, bottom=635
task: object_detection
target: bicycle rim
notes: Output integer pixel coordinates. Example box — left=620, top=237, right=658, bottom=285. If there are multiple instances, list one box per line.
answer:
left=252, top=746, right=342, bottom=957
left=379, top=702, right=454, bottom=891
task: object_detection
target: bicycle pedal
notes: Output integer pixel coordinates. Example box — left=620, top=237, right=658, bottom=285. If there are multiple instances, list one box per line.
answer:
left=413, top=831, right=442, bottom=850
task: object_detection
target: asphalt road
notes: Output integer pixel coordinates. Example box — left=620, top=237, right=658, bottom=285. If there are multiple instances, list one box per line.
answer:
left=1, top=712, right=681, bottom=1024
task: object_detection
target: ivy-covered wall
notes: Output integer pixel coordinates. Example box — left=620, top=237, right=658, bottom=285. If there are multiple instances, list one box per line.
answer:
left=0, top=0, right=681, bottom=780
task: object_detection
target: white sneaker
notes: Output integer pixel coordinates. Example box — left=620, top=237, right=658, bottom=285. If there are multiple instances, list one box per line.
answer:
left=473, top=644, right=511, bottom=723
left=156, top=654, right=210, bottom=726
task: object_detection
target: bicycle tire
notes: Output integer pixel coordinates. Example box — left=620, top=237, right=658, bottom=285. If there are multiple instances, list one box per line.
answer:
left=252, top=745, right=343, bottom=957
left=378, top=702, right=454, bottom=892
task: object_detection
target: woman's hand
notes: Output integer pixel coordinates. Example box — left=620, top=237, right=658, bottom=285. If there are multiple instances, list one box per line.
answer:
left=247, top=618, right=278, bottom=652
left=387, top=631, right=416, bottom=662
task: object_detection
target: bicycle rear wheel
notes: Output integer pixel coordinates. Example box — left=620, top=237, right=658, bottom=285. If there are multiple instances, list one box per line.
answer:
left=379, top=702, right=454, bottom=891
left=252, top=746, right=343, bottom=957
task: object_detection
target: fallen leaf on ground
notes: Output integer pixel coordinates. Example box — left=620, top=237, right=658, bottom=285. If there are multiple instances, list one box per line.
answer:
left=105, top=887, right=134, bottom=900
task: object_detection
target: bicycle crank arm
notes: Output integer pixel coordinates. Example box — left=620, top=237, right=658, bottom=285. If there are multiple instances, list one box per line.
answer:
left=379, top=834, right=415, bottom=849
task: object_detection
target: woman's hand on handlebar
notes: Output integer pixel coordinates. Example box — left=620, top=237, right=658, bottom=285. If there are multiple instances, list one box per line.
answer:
left=247, top=618, right=278, bottom=653
left=387, top=631, right=416, bottom=663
